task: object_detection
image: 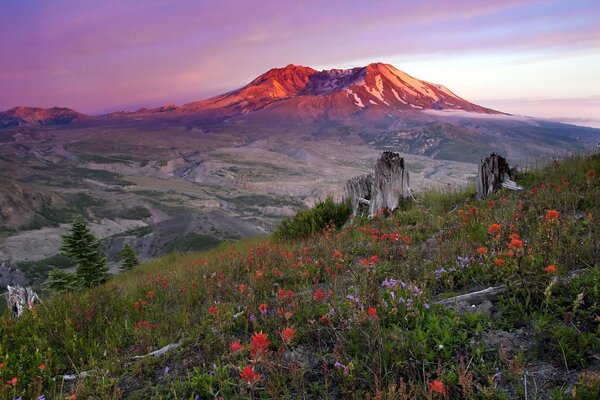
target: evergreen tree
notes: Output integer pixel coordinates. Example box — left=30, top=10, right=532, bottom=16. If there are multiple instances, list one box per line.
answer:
left=119, top=243, right=139, bottom=270
left=60, top=215, right=109, bottom=288
left=47, top=268, right=82, bottom=292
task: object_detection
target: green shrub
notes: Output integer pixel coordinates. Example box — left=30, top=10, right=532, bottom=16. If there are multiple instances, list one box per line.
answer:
left=274, top=197, right=351, bottom=241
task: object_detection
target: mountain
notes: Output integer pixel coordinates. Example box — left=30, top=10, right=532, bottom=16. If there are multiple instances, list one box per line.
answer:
left=175, top=63, right=497, bottom=120
left=0, top=106, right=88, bottom=128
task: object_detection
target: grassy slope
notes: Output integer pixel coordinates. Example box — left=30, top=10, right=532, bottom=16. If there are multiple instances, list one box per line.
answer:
left=0, top=154, right=599, bottom=399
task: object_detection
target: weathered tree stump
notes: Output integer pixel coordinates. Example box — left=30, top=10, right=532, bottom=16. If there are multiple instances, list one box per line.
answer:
left=344, top=151, right=412, bottom=217
left=476, top=153, right=523, bottom=199
left=5, top=285, right=40, bottom=317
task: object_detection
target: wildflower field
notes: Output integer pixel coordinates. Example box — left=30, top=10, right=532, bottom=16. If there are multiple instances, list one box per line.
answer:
left=1, top=154, right=599, bottom=399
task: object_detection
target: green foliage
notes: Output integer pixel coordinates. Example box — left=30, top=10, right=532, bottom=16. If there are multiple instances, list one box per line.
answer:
left=60, top=214, right=109, bottom=288
left=47, top=268, right=82, bottom=292
left=274, top=197, right=352, bottom=241
left=119, top=243, right=139, bottom=270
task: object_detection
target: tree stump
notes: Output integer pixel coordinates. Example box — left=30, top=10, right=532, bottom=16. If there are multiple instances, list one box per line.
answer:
left=476, top=153, right=522, bottom=199
left=344, top=151, right=412, bottom=217
left=5, top=285, right=40, bottom=317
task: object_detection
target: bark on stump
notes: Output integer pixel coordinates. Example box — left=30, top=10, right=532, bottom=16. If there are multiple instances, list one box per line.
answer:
left=344, top=151, right=412, bottom=217
left=476, top=153, right=522, bottom=199
left=5, top=285, right=40, bottom=317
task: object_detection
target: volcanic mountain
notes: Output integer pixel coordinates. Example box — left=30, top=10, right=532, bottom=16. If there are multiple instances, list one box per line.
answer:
left=0, top=106, right=88, bottom=128
left=175, top=63, right=497, bottom=120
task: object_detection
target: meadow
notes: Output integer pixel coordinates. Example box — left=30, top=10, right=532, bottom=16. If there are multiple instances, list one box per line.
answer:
left=0, top=153, right=598, bottom=399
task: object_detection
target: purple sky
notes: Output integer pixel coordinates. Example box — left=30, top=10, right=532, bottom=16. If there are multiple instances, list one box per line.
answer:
left=1, top=0, right=599, bottom=127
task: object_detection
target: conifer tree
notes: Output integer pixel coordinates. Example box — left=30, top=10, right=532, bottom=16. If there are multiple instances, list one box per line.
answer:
left=60, top=215, right=108, bottom=288
left=47, top=268, right=82, bottom=292
left=119, top=243, right=139, bottom=270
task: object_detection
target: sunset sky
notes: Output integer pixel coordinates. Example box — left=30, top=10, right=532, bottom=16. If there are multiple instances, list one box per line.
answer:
left=1, top=0, right=599, bottom=127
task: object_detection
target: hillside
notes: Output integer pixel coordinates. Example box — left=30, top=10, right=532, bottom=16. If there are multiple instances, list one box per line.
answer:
left=0, top=153, right=598, bottom=399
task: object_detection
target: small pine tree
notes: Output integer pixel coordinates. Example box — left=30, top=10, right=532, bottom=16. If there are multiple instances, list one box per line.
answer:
left=47, top=268, right=82, bottom=292
left=60, top=215, right=109, bottom=288
left=119, top=243, right=139, bottom=270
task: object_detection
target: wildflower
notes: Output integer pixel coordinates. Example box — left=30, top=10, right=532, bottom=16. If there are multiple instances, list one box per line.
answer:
left=37, top=396, right=46, bottom=400
left=250, top=331, right=270, bottom=356
left=545, top=265, right=557, bottom=273
left=510, top=233, right=520, bottom=240
left=0, top=362, right=4, bottom=368
left=313, top=289, right=325, bottom=302
left=8, top=377, right=17, bottom=385
left=38, top=363, right=45, bottom=370
left=240, top=365, right=261, bottom=385
left=163, top=366, right=169, bottom=375
left=545, top=209, right=560, bottom=222
left=367, top=307, right=378, bottom=319
left=494, top=258, right=505, bottom=266
left=229, top=340, right=244, bottom=353
left=281, top=327, right=296, bottom=344
left=381, top=278, right=397, bottom=288
left=477, top=246, right=488, bottom=255
left=238, top=284, right=247, bottom=293
left=249, top=314, right=257, bottom=323
left=508, top=239, right=523, bottom=249
left=424, top=303, right=431, bottom=309
left=259, top=303, right=268, bottom=315
left=208, top=306, right=217, bottom=315
left=370, top=255, right=380, bottom=264
left=587, top=169, right=596, bottom=178
left=146, top=290, right=155, bottom=299
left=333, top=250, right=343, bottom=259
left=488, top=224, right=502, bottom=234
left=428, top=379, right=446, bottom=395
left=506, top=250, right=515, bottom=257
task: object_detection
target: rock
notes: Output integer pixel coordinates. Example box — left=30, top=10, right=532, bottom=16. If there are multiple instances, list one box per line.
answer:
left=5, top=285, right=40, bottom=317
left=476, top=153, right=523, bottom=199
left=344, top=151, right=412, bottom=217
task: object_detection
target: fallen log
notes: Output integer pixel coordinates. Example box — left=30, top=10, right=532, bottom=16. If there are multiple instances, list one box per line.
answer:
left=5, top=285, right=40, bottom=317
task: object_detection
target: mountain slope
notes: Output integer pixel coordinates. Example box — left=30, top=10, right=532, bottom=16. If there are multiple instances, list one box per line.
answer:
left=1, top=153, right=599, bottom=399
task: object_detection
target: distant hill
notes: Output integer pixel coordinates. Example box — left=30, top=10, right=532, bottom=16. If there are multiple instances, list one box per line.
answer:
left=0, top=106, right=88, bottom=127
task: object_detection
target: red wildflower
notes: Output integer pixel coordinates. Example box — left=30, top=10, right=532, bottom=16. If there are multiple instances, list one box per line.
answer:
left=508, top=239, right=523, bottom=249
left=360, top=258, right=370, bottom=266
left=146, top=290, right=155, bottom=299
left=506, top=250, right=515, bottom=257
left=229, top=340, right=244, bottom=353
left=313, top=289, right=325, bottom=302
left=8, top=377, right=17, bottom=385
left=477, top=246, right=488, bottom=255
left=545, top=265, right=557, bottom=273
left=238, top=284, right=247, bottom=293
left=333, top=250, right=343, bottom=259
left=510, top=233, right=520, bottom=240
left=281, top=327, right=296, bottom=344
left=38, top=363, right=46, bottom=370
left=587, top=169, right=596, bottom=178
left=367, top=307, right=379, bottom=319
left=250, top=331, right=270, bottom=357
left=494, top=258, right=505, bottom=266
left=370, top=255, right=381, bottom=264
left=428, top=379, right=446, bottom=395
left=240, top=365, right=261, bottom=385
left=0, top=362, right=5, bottom=368
left=487, top=224, right=502, bottom=234
left=545, top=209, right=560, bottom=222
left=208, top=306, right=217, bottom=315
left=69, top=395, right=77, bottom=400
